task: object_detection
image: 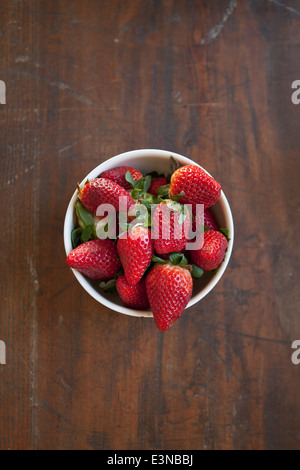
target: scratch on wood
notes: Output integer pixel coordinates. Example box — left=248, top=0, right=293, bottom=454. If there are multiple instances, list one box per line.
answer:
left=47, top=78, right=93, bottom=106
left=268, top=0, right=300, bottom=16
left=15, top=55, right=30, bottom=63
left=10, top=69, right=93, bottom=107
left=37, top=400, right=70, bottom=424
left=178, top=102, right=223, bottom=107
left=6, top=164, right=36, bottom=185
left=199, top=336, right=244, bottom=385
left=201, top=0, right=237, bottom=45
left=28, top=254, right=39, bottom=448
left=202, top=321, right=290, bottom=345
left=278, top=423, right=300, bottom=444
left=58, top=135, right=92, bottom=154
left=28, top=256, right=40, bottom=293
left=59, top=376, right=73, bottom=392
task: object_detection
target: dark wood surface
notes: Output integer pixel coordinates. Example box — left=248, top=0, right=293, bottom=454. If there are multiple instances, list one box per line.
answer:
left=1, top=0, right=300, bottom=450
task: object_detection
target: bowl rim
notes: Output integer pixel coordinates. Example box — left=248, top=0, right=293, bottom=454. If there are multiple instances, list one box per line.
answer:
left=63, top=148, right=234, bottom=317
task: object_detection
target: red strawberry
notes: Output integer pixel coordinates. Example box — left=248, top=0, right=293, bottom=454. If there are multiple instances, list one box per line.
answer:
left=190, top=230, right=228, bottom=271
left=116, top=274, right=150, bottom=309
left=117, top=225, right=154, bottom=285
left=152, top=201, right=191, bottom=255
left=188, top=207, right=218, bottom=240
left=148, top=176, right=168, bottom=196
left=80, top=178, right=134, bottom=214
left=99, top=166, right=143, bottom=190
left=66, top=239, right=121, bottom=280
left=204, top=208, right=219, bottom=231
left=145, top=263, right=193, bottom=331
left=170, top=165, right=221, bottom=209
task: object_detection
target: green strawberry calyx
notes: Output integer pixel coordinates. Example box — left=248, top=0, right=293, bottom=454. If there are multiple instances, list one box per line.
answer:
left=125, top=171, right=185, bottom=204
left=71, top=201, right=97, bottom=248
left=99, top=267, right=124, bottom=293
left=151, top=252, right=204, bottom=278
left=99, top=278, right=117, bottom=293
left=219, top=227, right=230, bottom=241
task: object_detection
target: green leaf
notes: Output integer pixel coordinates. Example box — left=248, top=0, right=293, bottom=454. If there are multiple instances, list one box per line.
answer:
left=143, top=212, right=152, bottom=227
left=135, top=178, right=146, bottom=190
left=140, top=198, right=152, bottom=209
left=119, top=221, right=130, bottom=232
left=99, top=278, right=117, bottom=293
left=144, top=192, right=161, bottom=205
left=151, top=254, right=168, bottom=263
left=125, top=171, right=136, bottom=188
left=81, top=224, right=94, bottom=243
left=71, top=227, right=83, bottom=249
left=220, top=227, right=230, bottom=241
left=178, top=205, right=188, bottom=225
left=76, top=201, right=94, bottom=228
left=191, top=264, right=204, bottom=278
left=131, top=188, right=142, bottom=200
left=172, top=191, right=185, bottom=202
left=157, top=184, right=170, bottom=199
left=143, top=175, right=152, bottom=193
left=143, top=192, right=155, bottom=201
left=169, top=252, right=188, bottom=266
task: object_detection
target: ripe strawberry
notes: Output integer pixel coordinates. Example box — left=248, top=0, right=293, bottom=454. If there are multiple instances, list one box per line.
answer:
left=117, top=225, right=154, bottom=285
left=145, top=263, right=193, bottom=331
left=99, top=166, right=143, bottom=190
left=66, top=239, right=121, bottom=280
left=80, top=178, right=134, bottom=214
left=188, top=207, right=218, bottom=240
left=170, top=165, right=221, bottom=209
left=148, top=176, right=168, bottom=196
left=116, top=274, right=150, bottom=309
left=190, top=230, right=228, bottom=271
left=204, top=208, right=219, bottom=231
left=152, top=201, right=191, bottom=255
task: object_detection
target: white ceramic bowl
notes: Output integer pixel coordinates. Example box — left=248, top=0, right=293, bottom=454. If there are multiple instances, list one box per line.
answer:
left=64, top=149, right=234, bottom=317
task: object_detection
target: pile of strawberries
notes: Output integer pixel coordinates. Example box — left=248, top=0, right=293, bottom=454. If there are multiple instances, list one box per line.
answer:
left=66, top=160, right=229, bottom=331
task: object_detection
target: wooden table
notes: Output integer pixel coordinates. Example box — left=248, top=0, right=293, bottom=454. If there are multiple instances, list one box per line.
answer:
left=1, top=0, right=300, bottom=450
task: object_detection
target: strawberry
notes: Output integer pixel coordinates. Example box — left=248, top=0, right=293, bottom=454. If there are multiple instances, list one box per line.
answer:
left=152, top=201, right=191, bottom=255
left=188, top=207, right=218, bottom=240
left=189, top=230, right=228, bottom=271
left=145, top=263, right=193, bottom=331
left=169, top=165, right=221, bottom=209
left=116, top=274, right=150, bottom=309
left=117, top=225, right=154, bottom=285
left=99, top=166, right=143, bottom=190
left=80, top=178, right=134, bottom=214
left=204, top=208, right=219, bottom=231
left=66, top=239, right=121, bottom=280
left=148, top=176, right=168, bottom=196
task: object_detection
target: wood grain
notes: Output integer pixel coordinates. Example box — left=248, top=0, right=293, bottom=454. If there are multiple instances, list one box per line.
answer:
left=0, top=0, right=300, bottom=450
